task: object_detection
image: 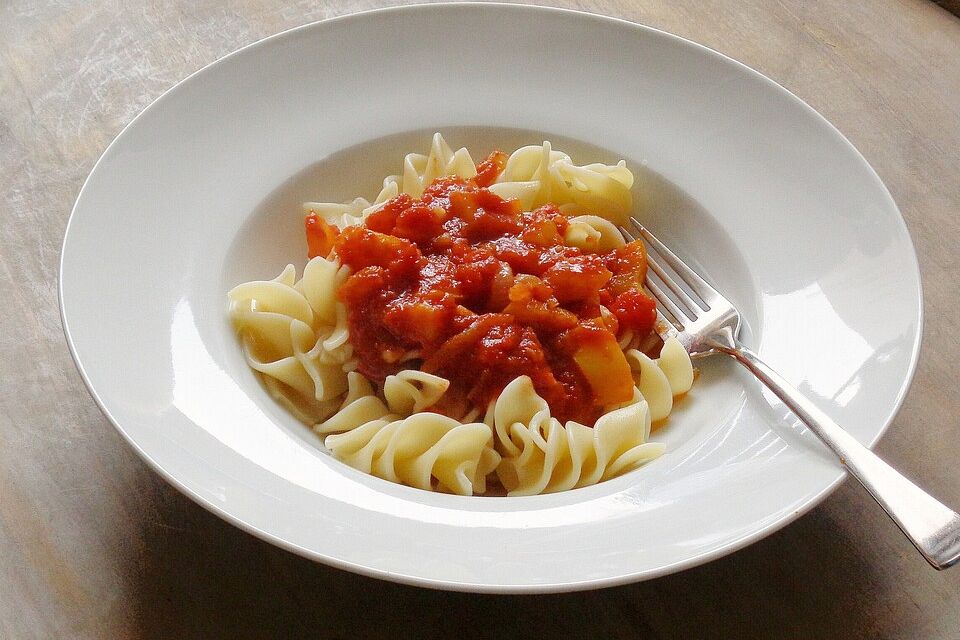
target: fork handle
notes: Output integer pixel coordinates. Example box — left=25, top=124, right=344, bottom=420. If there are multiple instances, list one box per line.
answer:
left=718, top=343, right=960, bottom=569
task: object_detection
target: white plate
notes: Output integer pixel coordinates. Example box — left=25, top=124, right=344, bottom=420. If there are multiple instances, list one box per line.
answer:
left=60, top=4, right=922, bottom=592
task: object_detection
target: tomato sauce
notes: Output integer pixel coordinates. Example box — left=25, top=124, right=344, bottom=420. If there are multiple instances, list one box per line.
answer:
left=306, top=152, right=657, bottom=425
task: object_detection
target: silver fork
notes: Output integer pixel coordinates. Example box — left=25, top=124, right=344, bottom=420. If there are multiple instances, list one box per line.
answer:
left=620, top=217, right=960, bottom=570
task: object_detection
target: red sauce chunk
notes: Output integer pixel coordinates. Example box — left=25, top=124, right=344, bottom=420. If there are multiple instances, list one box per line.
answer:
left=320, top=152, right=658, bottom=425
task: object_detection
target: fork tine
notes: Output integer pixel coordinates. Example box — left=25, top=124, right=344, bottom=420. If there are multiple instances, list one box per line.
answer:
left=645, top=276, right=690, bottom=326
left=646, top=253, right=703, bottom=316
left=629, top=217, right=722, bottom=306
left=619, top=224, right=691, bottom=326
left=655, top=308, right=680, bottom=338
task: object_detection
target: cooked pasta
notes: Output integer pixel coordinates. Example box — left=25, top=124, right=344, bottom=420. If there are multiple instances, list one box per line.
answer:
left=488, top=142, right=635, bottom=224
left=229, top=134, right=695, bottom=496
left=303, top=133, right=635, bottom=229
left=564, top=215, right=627, bottom=253
left=228, top=259, right=352, bottom=424
left=399, top=132, right=479, bottom=198
left=624, top=337, right=695, bottom=422
left=303, top=178, right=400, bottom=229
left=318, top=372, right=500, bottom=495
left=488, top=376, right=663, bottom=496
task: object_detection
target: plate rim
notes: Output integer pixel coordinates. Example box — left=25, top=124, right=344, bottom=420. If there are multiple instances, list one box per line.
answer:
left=58, top=2, right=924, bottom=593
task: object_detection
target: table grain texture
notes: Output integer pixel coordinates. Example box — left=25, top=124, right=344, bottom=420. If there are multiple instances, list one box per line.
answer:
left=2, top=1, right=959, bottom=638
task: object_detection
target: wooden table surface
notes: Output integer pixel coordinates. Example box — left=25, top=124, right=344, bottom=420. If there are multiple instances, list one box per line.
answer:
left=2, top=1, right=959, bottom=637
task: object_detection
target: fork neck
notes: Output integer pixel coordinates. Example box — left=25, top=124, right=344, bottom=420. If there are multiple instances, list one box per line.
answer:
left=696, top=326, right=739, bottom=356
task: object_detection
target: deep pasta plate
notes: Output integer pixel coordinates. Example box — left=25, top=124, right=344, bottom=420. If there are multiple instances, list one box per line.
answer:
left=60, top=4, right=922, bottom=591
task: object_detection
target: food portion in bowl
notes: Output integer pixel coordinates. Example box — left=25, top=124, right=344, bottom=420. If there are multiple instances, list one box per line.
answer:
left=228, top=134, right=693, bottom=496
